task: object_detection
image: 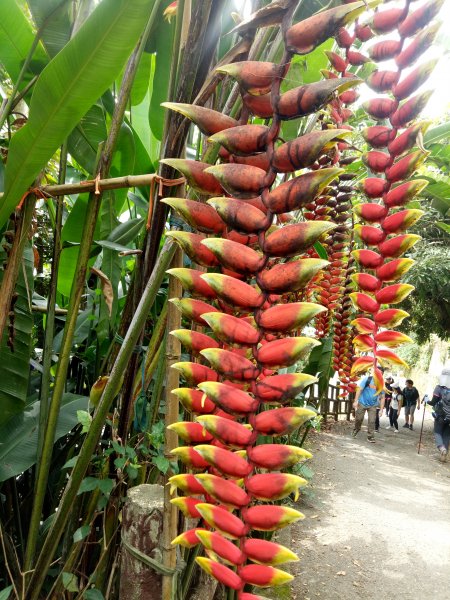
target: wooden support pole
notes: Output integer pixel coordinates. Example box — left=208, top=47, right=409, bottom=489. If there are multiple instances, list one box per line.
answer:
left=119, top=484, right=164, bottom=600
left=162, top=247, right=183, bottom=600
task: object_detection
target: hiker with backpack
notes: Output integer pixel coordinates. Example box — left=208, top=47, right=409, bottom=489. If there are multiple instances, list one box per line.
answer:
left=385, top=386, right=403, bottom=433
left=427, top=368, right=450, bottom=462
left=402, top=379, right=420, bottom=430
left=352, top=368, right=385, bottom=443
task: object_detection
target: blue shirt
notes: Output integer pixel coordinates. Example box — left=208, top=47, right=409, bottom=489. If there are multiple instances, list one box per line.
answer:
left=357, top=376, right=384, bottom=407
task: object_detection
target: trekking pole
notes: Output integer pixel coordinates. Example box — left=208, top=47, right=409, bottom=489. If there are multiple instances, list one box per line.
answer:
left=417, top=401, right=426, bottom=455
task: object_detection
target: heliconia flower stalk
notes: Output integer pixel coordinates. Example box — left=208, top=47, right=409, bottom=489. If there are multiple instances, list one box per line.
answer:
left=157, top=1, right=438, bottom=595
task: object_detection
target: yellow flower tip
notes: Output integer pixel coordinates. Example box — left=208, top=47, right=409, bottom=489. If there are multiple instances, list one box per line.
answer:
left=163, top=2, right=177, bottom=23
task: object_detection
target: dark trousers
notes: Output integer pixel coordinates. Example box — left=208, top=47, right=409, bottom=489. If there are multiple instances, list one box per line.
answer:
left=375, top=409, right=380, bottom=431
left=434, top=417, right=450, bottom=451
left=385, top=397, right=391, bottom=415
left=389, top=407, right=399, bottom=430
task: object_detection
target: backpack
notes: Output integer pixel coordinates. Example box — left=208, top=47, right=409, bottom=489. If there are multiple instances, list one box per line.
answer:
left=402, top=386, right=418, bottom=404
left=436, top=387, right=450, bottom=423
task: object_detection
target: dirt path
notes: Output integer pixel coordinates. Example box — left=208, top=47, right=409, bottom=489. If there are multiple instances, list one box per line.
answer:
left=291, top=409, right=450, bottom=600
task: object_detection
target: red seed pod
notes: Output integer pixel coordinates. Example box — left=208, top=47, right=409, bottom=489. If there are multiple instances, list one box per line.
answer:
left=366, top=70, right=400, bottom=93
left=262, top=221, right=336, bottom=257
left=336, top=27, right=355, bottom=48
left=238, top=564, right=293, bottom=587
left=255, top=373, right=318, bottom=404
left=349, top=292, right=380, bottom=314
left=362, top=126, right=395, bottom=148
left=167, top=421, right=214, bottom=444
left=362, top=151, right=391, bottom=173
left=257, top=302, right=326, bottom=332
left=196, top=531, right=245, bottom=566
left=374, top=308, right=409, bottom=328
left=217, top=61, right=288, bottom=96
left=371, top=7, right=406, bottom=33
left=201, top=273, right=265, bottom=310
left=168, top=474, right=207, bottom=496
left=351, top=273, right=382, bottom=293
left=272, top=129, right=349, bottom=173
left=246, top=473, right=307, bottom=501
left=340, top=89, right=358, bottom=104
left=195, top=474, right=250, bottom=508
left=202, top=238, right=264, bottom=275
left=206, top=164, right=266, bottom=199
left=265, top=168, right=341, bottom=213
left=194, top=444, right=252, bottom=478
left=171, top=329, right=219, bottom=355
left=166, top=231, right=219, bottom=267
left=355, top=225, right=386, bottom=246
left=381, top=209, right=424, bottom=234
left=167, top=268, right=217, bottom=299
left=387, top=124, right=429, bottom=157
left=368, top=40, right=402, bottom=62
left=285, top=3, right=368, bottom=55
left=384, top=180, right=428, bottom=208
left=231, top=153, right=271, bottom=171
left=172, top=388, right=216, bottom=415
left=196, top=557, right=242, bottom=590
left=378, top=234, right=421, bottom=258
left=393, top=60, right=437, bottom=101
left=161, top=198, right=225, bottom=234
left=361, top=178, right=387, bottom=199
left=398, top=0, right=445, bottom=38
left=171, top=446, right=210, bottom=469
left=197, top=503, right=248, bottom=539
left=173, top=362, right=219, bottom=388
left=278, top=79, right=359, bottom=121
left=355, top=23, right=373, bottom=42
left=347, top=50, right=370, bottom=65
left=170, top=497, right=204, bottom=519
left=352, top=249, right=384, bottom=269
left=363, top=98, right=397, bottom=120
left=396, top=23, right=441, bottom=69
left=201, top=312, right=259, bottom=346
left=195, top=415, right=254, bottom=448
left=198, top=381, right=259, bottom=416
left=326, top=50, right=347, bottom=72
left=200, top=348, right=259, bottom=382
left=209, top=124, right=269, bottom=156
left=353, top=334, right=374, bottom=351
left=162, top=102, right=238, bottom=136
left=207, top=197, right=268, bottom=234
left=254, top=406, right=316, bottom=436
left=160, top=159, right=223, bottom=195
left=242, top=538, right=299, bottom=566
left=242, top=93, right=274, bottom=118
left=169, top=297, right=218, bottom=327
left=375, top=283, right=414, bottom=304
left=256, top=258, right=328, bottom=294
left=242, top=505, right=304, bottom=532
left=390, top=91, right=433, bottom=128
left=376, top=258, right=415, bottom=282
left=256, top=337, right=319, bottom=369
left=247, top=444, right=312, bottom=469
left=351, top=317, right=376, bottom=334
left=172, top=528, right=207, bottom=548
left=385, top=151, right=427, bottom=183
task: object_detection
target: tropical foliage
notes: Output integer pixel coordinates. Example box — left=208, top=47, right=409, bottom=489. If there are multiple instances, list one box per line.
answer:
left=0, top=0, right=447, bottom=598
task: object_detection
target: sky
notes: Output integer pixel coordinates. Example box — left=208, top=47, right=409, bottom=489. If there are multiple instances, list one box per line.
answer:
left=232, top=0, right=450, bottom=120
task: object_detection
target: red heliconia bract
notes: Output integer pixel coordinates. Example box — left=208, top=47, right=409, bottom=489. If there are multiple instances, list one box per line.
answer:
left=160, top=1, right=435, bottom=595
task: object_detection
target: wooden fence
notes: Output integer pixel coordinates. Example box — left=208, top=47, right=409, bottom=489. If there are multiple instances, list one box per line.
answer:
left=304, top=382, right=354, bottom=422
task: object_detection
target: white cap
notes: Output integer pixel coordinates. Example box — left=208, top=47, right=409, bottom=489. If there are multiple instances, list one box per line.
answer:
left=439, top=368, right=450, bottom=388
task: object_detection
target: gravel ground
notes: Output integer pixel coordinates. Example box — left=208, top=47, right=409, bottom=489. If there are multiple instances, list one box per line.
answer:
left=291, top=409, right=450, bottom=600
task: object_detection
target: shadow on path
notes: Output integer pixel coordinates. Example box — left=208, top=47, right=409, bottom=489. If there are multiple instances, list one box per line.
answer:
left=291, top=411, right=450, bottom=600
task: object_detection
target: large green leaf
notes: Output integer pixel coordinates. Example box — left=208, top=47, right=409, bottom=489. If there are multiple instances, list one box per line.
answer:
left=67, top=104, right=108, bottom=176
left=0, top=0, right=155, bottom=228
left=424, top=122, right=450, bottom=146
left=0, top=0, right=47, bottom=87
left=423, top=180, right=450, bottom=216
left=303, top=337, right=334, bottom=399
left=0, top=243, right=34, bottom=426
left=28, top=0, right=73, bottom=58
left=0, top=393, right=88, bottom=482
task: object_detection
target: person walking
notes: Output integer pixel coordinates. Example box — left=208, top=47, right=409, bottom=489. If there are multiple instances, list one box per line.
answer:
left=352, top=369, right=385, bottom=443
left=402, top=379, right=420, bottom=430
left=384, top=377, right=394, bottom=416
left=427, top=368, right=450, bottom=462
left=385, top=386, right=402, bottom=433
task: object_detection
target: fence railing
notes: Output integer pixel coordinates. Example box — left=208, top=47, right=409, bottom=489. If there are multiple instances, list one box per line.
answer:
left=304, top=382, right=354, bottom=421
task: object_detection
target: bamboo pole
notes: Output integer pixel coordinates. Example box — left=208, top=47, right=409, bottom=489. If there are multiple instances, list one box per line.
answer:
left=25, top=239, right=176, bottom=600
left=23, top=4, right=162, bottom=576
left=162, top=247, right=183, bottom=600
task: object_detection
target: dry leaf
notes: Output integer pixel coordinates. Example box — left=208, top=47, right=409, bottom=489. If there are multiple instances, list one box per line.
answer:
left=91, top=267, right=113, bottom=317
left=336, top=571, right=346, bottom=576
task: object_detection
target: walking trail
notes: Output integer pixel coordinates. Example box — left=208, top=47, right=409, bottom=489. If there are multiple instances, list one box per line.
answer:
left=290, top=409, right=450, bottom=600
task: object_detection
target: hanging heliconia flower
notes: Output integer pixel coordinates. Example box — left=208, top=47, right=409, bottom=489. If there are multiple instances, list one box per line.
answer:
left=345, top=0, right=442, bottom=391
left=160, top=2, right=374, bottom=596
